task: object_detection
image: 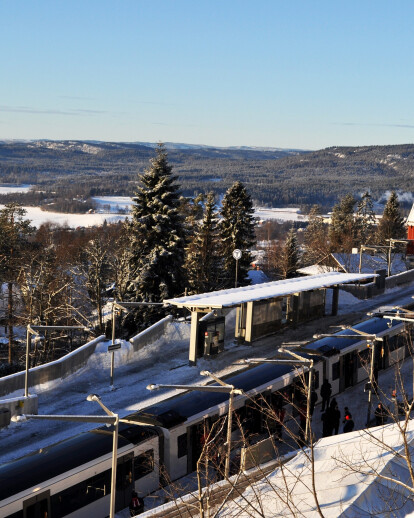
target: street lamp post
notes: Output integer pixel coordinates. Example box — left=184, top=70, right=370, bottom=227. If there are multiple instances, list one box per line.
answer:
left=232, top=249, right=242, bottom=289
left=87, top=394, right=119, bottom=518
left=147, top=374, right=242, bottom=479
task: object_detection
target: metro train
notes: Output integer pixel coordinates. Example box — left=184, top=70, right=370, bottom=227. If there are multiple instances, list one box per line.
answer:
left=0, top=313, right=410, bottom=518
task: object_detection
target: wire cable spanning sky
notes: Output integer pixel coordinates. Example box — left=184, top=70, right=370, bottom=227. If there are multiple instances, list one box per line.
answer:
left=1, top=0, right=413, bottom=150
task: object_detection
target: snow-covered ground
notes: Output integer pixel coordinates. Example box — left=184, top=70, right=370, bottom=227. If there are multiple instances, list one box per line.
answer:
left=0, top=184, right=33, bottom=194
left=92, top=196, right=132, bottom=213
left=0, top=198, right=312, bottom=228
left=0, top=204, right=126, bottom=228
left=254, top=207, right=308, bottom=222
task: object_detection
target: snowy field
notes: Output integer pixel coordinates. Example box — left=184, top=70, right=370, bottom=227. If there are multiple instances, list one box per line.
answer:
left=254, top=207, right=308, bottom=222
left=0, top=197, right=313, bottom=228
left=92, top=197, right=310, bottom=222
left=0, top=186, right=317, bottom=226
left=0, top=184, right=33, bottom=194
left=0, top=204, right=126, bottom=228
left=92, top=196, right=132, bottom=213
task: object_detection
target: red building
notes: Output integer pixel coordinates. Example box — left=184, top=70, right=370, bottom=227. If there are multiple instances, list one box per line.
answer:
left=407, top=203, right=414, bottom=259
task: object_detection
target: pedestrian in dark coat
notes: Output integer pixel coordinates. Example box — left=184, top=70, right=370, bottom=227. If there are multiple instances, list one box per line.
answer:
left=320, top=379, right=332, bottom=411
left=321, top=407, right=334, bottom=437
left=310, top=389, right=318, bottom=416
left=343, top=407, right=352, bottom=420
left=343, top=414, right=354, bottom=433
left=331, top=403, right=341, bottom=435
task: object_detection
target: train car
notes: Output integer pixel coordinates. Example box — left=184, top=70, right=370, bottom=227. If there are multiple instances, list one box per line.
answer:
left=139, top=316, right=407, bottom=482
left=0, top=423, right=160, bottom=518
left=0, top=314, right=410, bottom=517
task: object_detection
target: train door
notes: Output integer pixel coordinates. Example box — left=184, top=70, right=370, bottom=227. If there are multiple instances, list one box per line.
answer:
left=188, top=419, right=208, bottom=472
left=340, top=351, right=358, bottom=391
left=116, top=452, right=134, bottom=512
left=23, top=491, right=51, bottom=518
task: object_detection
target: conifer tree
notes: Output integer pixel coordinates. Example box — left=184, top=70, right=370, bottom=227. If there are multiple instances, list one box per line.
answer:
left=220, top=181, right=256, bottom=288
left=376, top=191, right=405, bottom=244
left=0, top=203, right=34, bottom=363
left=329, top=193, right=357, bottom=252
left=127, top=144, right=186, bottom=329
left=355, top=191, right=376, bottom=245
left=281, top=227, right=300, bottom=279
left=303, top=205, right=329, bottom=265
left=185, top=193, right=221, bottom=294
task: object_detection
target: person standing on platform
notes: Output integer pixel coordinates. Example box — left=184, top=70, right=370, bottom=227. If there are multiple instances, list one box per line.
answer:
left=310, top=389, right=318, bottom=416
left=320, top=379, right=332, bottom=412
left=343, top=413, right=354, bottom=433
left=331, top=401, right=341, bottom=435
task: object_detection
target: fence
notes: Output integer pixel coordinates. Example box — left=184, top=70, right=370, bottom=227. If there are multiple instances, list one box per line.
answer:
left=0, top=335, right=105, bottom=397
left=129, top=315, right=174, bottom=352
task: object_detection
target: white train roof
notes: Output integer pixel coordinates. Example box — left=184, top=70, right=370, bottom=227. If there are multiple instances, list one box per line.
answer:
left=165, top=272, right=376, bottom=309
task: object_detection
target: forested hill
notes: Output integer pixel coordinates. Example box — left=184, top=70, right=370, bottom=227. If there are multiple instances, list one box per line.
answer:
left=0, top=140, right=413, bottom=210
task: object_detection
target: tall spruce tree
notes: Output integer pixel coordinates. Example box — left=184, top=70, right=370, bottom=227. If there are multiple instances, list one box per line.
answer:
left=127, top=144, right=185, bottom=329
left=185, top=192, right=221, bottom=294
left=220, top=181, right=256, bottom=288
left=304, top=205, right=329, bottom=265
left=329, top=193, right=357, bottom=252
left=281, top=227, right=300, bottom=279
left=0, top=203, right=34, bottom=363
left=377, top=191, right=405, bottom=244
left=355, top=191, right=376, bottom=245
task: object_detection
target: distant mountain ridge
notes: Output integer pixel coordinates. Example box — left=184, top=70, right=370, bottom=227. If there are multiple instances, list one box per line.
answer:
left=0, top=140, right=413, bottom=210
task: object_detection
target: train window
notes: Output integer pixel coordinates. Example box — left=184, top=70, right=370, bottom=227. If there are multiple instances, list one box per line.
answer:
left=387, top=334, right=404, bottom=352
left=177, top=433, right=187, bottom=458
left=51, top=469, right=111, bottom=517
left=332, top=362, right=340, bottom=381
left=358, top=348, right=370, bottom=367
left=5, top=511, right=23, bottom=518
left=134, top=450, right=154, bottom=480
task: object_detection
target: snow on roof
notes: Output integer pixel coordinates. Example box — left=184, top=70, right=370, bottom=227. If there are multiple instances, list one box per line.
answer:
left=165, top=272, right=376, bottom=309
left=247, top=269, right=269, bottom=284
left=297, top=265, right=337, bottom=275
left=332, top=252, right=408, bottom=275
left=219, top=421, right=414, bottom=517
left=407, top=202, right=414, bottom=226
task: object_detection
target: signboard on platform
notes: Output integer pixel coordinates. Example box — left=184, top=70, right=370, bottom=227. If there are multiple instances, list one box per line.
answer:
left=108, top=343, right=121, bottom=352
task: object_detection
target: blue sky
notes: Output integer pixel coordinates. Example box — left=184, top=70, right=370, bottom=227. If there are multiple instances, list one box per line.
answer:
left=1, top=1, right=413, bottom=150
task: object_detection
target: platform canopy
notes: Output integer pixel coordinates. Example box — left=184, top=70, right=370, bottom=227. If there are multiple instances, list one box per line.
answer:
left=165, top=272, right=375, bottom=310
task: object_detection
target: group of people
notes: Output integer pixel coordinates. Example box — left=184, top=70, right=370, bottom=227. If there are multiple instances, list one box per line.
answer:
left=319, top=379, right=355, bottom=437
